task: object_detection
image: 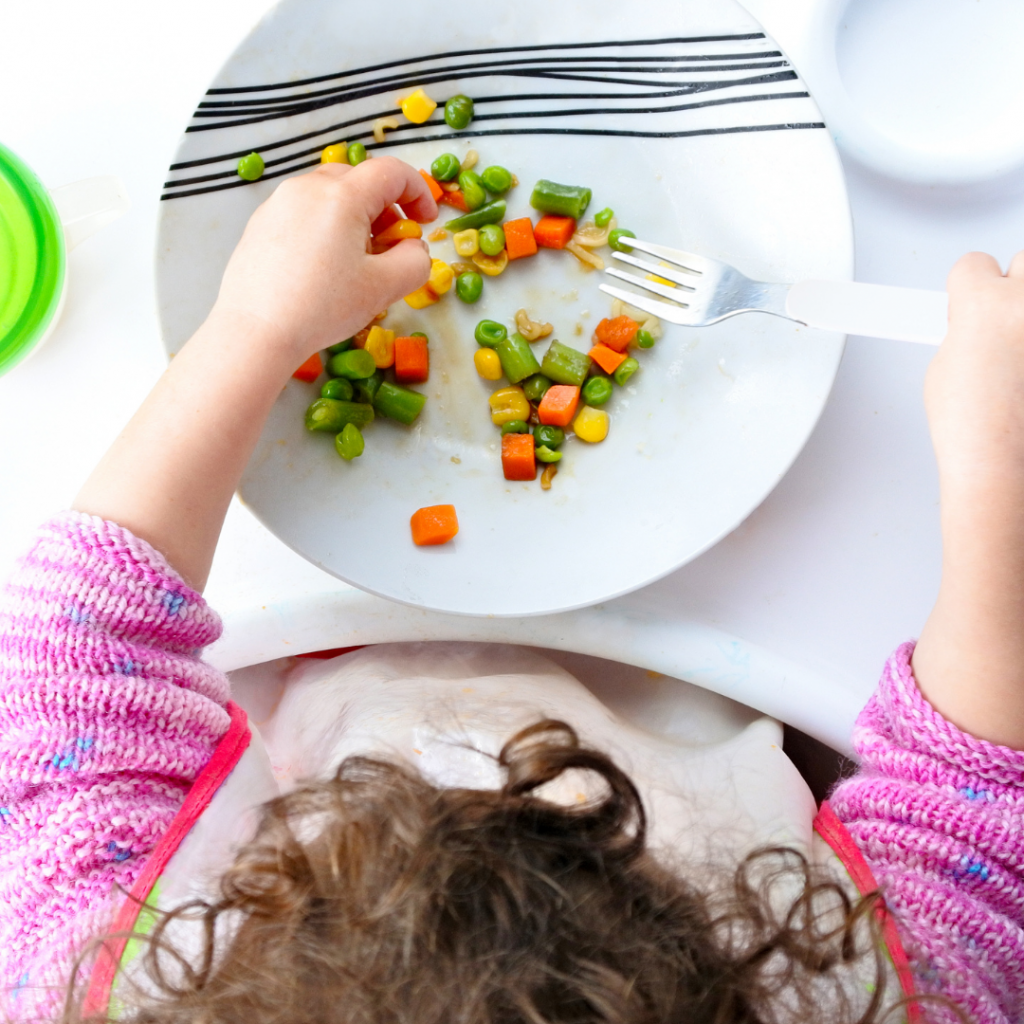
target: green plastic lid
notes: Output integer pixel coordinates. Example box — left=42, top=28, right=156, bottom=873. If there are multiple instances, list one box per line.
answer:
left=0, top=143, right=65, bottom=375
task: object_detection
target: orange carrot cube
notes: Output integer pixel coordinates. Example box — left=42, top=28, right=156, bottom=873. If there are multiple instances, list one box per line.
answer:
left=588, top=344, right=627, bottom=375
left=501, top=433, right=537, bottom=481
left=537, top=384, right=580, bottom=427
left=410, top=505, right=459, bottom=546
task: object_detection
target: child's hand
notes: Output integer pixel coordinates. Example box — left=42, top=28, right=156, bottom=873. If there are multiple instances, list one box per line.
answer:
left=211, top=157, right=437, bottom=362
left=924, top=252, right=1024, bottom=491
left=914, top=251, right=1024, bottom=747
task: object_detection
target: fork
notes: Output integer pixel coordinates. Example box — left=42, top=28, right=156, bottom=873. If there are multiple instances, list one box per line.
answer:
left=599, top=238, right=949, bottom=345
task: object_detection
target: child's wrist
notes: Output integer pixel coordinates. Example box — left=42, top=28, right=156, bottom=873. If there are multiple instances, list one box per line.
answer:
left=201, top=304, right=308, bottom=376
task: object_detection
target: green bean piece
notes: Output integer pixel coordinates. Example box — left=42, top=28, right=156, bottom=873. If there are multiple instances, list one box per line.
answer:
left=608, top=229, right=636, bottom=252
left=501, top=419, right=530, bottom=436
left=410, top=331, right=429, bottom=341
left=373, top=382, right=426, bottom=425
left=444, top=94, right=474, bottom=130
left=305, top=399, right=375, bottom=433
left=348, top=142, right=368, bottom=166
left=522, top=373, right=553, bottom=402
left=444, top=199, right=506, bottom=233
left=535, top=446, right=563, bottom=463
left=326, top=338, right=354, bottom=354
left=529, top=179, right=592, bottom=220
left=614, top=357, right=640, bottom=386
left=455, top=271, right=483, bottom=303
left=236, top=152, right=265, bottom=181
left=474, top=319, right=507, bottom=348
left=594, top=207, right=614, bottom=228
left=533, top=425, right=565, bottom=449
left=496, top=332, right=542, bottom=384
left=480, top=165, right=513, bottom=195
left=430, top=153, right=461, bottom=181
left=327, top=348, right=377, bottom=379
left=353, top=369, right=384, bottom=405
left=334, top=423, right=365, bottom=461
left=540, top=340, right=592, bottom=387
left=478, top=223, right=505, bottom=256
left=635, top=329, right=655, bottom=349
left=581, top=376, right=613, bottom=407
left=458, top=170, right=486, bottom=212
left=321, top=377, right=354, bottom=401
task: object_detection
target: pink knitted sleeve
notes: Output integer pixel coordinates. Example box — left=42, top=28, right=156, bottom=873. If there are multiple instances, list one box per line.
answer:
left=830, top=642, right=1024, bottom=1024
left=0, top=512, right=231, bottom=1017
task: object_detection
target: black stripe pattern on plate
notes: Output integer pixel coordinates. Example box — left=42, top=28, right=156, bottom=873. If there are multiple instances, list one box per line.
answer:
left=162, top=33, right=824, bottom=200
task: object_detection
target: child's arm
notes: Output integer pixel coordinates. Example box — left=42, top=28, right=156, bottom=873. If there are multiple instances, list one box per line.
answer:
left=0, top=159, right=435, bottom=1013
left=911, top=252, right=1024, bottom=749
left=73, top=158, right=436, bottom=592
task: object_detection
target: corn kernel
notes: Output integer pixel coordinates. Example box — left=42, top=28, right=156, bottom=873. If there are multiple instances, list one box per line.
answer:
left=453, top=229, right=480, bottom=257
left=320, top=143, right=348, bottom=164
left=400, top=88, right=438, bottom=124
left=488, top=386, right=530, bottom=425
left=374, top=219, right=423, bottom=246
left=404, top=284, right=439, bottom=309
left=573, top=405, right=609, bottom=443
left=474, top=348, right=503, bottom=381
left=472, top=249, right=509, bottom=277
left=645, top=261, right=677, bottom=288
left=365, top=326, right=396, bottom=368
left=428, top=259, right=454, bottom=295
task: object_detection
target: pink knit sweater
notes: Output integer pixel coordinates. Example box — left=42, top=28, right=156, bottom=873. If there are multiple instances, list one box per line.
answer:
left=1, top=514, right=1022, bottom=1023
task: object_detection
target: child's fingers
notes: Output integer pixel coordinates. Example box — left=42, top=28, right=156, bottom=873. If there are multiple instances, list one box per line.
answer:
left=1007, top=250, right=1024, bottom=280
left=348, top=156, right=437, bottom=225
left=948, top=251, right=1003, bottom=293
left=374, top=237, right=432, bottom=298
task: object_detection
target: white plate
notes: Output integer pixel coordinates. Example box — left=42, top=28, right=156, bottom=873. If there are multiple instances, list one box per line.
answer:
left=156, top=0, right=852, bottom=617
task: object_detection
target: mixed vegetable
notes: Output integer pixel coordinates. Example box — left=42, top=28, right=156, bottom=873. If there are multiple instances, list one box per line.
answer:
left=285, top=85, right=664, bottom=534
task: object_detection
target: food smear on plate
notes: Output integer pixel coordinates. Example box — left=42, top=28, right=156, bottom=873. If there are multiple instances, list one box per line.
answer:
left=410, top=504, right=459, bottom=546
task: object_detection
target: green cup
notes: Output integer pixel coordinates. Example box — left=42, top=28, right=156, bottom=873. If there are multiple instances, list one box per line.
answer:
left=0, top=143, right=128, bottom=376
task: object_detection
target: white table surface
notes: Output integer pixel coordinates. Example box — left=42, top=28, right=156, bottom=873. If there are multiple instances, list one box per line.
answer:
left=3, top=0, right=1023, bottom=754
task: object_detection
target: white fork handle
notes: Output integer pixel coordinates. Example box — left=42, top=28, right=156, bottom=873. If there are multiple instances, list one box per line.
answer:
left=786, top=280, right=948, bottom=345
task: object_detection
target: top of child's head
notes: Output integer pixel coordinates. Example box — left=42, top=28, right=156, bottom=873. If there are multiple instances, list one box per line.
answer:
left=62, top=720, right=898, bottom=1024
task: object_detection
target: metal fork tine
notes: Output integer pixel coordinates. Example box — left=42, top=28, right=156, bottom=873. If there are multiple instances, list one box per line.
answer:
left=605, top=267, right=691, bottom=305
left=621, top=237, right=710, bottom=274
left=609, top=251, right=698, bottom=291
left=598, top=283, right=694, bottom=326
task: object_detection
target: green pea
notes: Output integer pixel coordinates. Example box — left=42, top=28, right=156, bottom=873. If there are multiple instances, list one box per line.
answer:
left=480, top=165, right=513, bottom=195
left=326, top=338, right=354, bottom=354
left=535, top=445, right=563, bottom=463
left=635, top=329, right=655, bottom=349
left=582, top=376, right=613, bottom=407
left=613, top=357, right=640, bottom=386
left=431, top=153, right=461, bottom=181
left=456, top=271, right=483, bottom=304
left=501, top=420, right=529, bottom=435
left=478, top=223, right=505, bottom=257
left=594, top=207, right=614, bottom=228
left=458, top=170, right=486, bottom=212
left=608, top=228, right=636, bottom=252
left=321, top=377, right=354, bottom=401
left=334, top=423, right=365, bottom=461
left=533, top=425, right=565, bottom=449
left=475, top=319, right=507, bottom=348
left=410, top=331, right=429, bottom=341
left=237, top=152, right=265, bottom=181
left=348, top=142, right=368, bottom=166
left=444, top=94, right=474, bottom=130
left=522, top=373, right=552, bottom=402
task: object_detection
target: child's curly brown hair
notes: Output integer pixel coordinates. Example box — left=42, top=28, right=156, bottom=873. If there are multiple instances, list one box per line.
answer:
left=70, top=719, right=901, bottom=1024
